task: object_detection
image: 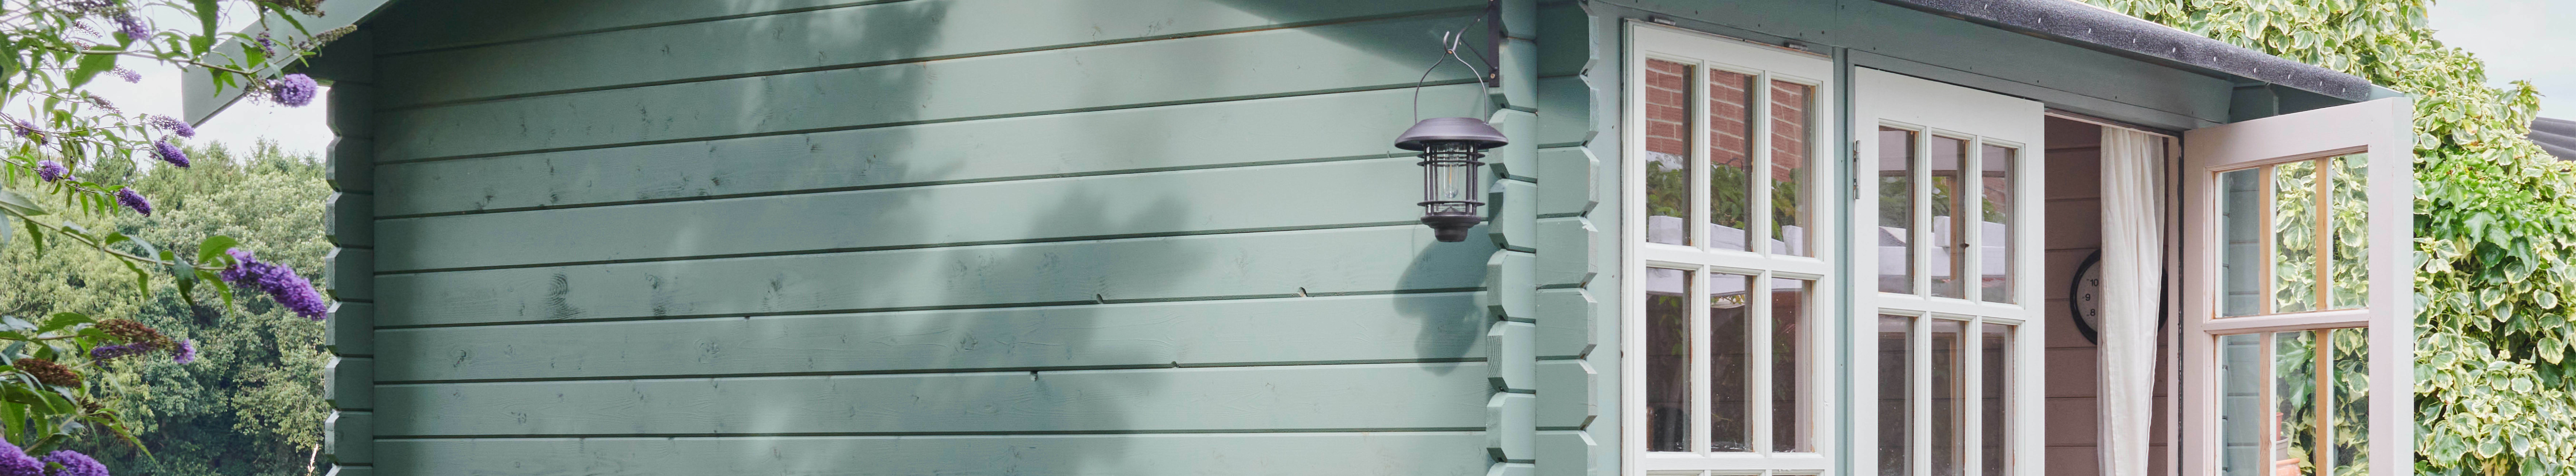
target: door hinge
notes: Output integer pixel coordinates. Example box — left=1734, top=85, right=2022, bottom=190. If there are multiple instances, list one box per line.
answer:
left=1849, top=139, right=1862, bottom=197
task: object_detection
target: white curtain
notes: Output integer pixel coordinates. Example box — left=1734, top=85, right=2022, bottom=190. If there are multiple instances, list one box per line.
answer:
left=2098, top=127, right=2165, bottom=476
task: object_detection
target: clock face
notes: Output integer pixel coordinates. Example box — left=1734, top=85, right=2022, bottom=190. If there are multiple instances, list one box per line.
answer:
left=2069, top=251, right=2106, bottom=344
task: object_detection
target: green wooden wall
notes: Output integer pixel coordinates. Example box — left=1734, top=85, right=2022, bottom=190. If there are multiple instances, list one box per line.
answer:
left=298, top=1, right=2270, bottom=475
left=315, top=0, right=1598, bottom=475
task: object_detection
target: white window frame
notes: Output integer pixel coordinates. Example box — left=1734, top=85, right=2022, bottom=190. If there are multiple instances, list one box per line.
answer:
left=1850, top=67, right=2046, bottom=476
left=2178, top=97, right=2415, bottom=476
left=1620, top=22, right=1839, bottom=475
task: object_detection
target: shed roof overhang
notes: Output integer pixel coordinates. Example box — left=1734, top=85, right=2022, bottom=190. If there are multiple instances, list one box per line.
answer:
left=1870, top=0, right=2401, bottom=103
left=183, top=0, right=2403, bottom=123
left=179, top=0, right=399, bottom=124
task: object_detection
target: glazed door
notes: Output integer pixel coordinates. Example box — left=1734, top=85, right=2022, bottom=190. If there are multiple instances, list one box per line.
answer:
left=1852, top=68, right=2046, bottom=476
left=1621, top=22, right=1839, bottom=475
left=2178, top=97, right=2413, bottom=476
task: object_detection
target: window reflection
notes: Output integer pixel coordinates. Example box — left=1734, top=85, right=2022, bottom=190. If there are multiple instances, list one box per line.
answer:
left=1643, top=59, right=1694, bottom=246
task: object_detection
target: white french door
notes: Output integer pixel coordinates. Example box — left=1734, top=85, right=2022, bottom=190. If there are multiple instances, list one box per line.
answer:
left=2179, top=97, right=2413, bottom=476
left=1621, top=23, right=1839, bottom=475
left=1852, top=68, right=2045, bottom=476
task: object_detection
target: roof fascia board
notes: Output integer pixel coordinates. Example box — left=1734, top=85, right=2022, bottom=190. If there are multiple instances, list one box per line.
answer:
left=1867, top=0, right=2377, bottom=102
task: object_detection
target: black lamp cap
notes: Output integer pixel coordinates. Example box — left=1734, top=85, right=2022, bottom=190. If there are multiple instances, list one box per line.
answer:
left=1394, top=117, right=1509, bottom=151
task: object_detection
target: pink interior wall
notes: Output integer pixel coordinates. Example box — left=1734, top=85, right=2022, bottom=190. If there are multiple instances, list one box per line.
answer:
left=2041, top=117, right=2173, bottom=476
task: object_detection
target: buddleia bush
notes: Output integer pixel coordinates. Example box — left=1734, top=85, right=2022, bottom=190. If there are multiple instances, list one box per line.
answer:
left=2089, top=0, right=2576, bottom=474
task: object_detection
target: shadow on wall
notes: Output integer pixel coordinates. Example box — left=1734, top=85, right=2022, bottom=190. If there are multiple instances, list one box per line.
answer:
left=387, top=0, right=1522, bottom=473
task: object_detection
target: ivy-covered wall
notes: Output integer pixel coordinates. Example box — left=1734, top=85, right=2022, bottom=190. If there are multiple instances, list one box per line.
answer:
left=2086, top=1, right=2576, bottom=474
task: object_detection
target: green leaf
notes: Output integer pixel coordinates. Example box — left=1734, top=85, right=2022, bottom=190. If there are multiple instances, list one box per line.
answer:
left=0, top=189, right=44, bottom=217
left=31, top=314, right=87, bottom=335
left=65, top=49, right=118, bottom=88
left=197, top=235, right=237, bottom=265
left=192, top=0, right=219, bottom=54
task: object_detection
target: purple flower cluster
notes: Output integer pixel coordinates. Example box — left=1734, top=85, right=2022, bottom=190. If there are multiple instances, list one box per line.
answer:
left=9, top=118, right=36, bottom=139
left=266, top=74, right=317, bottom=107
left=152, top=140, right=189, bottom=167
left=110, top=67, right=140, bottom=83
left=172, top=340, right=197, bottom=364
left=220, top=249, right=328, bottom=319
left=0, top=440, right=38, bottom=476
left=113, top=188, right=148, bottom=216
left=34, top=161, right=66, bottom=183
left=111, top=14, right=148, bottom=42
left=40, top=450, right=106, bottom=476
left=147, top=115, right=194, bottom=137
left=87, top=343, right=151, bottom=361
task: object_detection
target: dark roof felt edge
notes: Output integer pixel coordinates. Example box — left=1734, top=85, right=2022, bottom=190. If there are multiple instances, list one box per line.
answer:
left=1871, top=0, right=2377, bottom=102
left=2530, top=118, right=2576, bottom=161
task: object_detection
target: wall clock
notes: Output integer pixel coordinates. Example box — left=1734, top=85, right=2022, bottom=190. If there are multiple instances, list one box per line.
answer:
left=2065, top=250, right=2166, bottom=345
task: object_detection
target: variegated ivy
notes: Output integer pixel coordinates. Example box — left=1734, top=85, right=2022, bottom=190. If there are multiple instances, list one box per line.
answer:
left=2088, top=0, right=2576, bottom=474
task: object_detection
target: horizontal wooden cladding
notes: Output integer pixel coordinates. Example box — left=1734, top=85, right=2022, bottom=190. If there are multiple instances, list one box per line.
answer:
left=372, top=13, right=1484, bottom=162
left=371, top=77, right=1590, bottom=218
left=374, top=225, right=1494, bottom=327
left=375, top=158, right=1418, bottom=272
left=374, top=293, right=1487, bottom=382
left=374, top=432, right=1488, bottom=476
left=374, top=362, right=1490, bottom=437
left=373, top=0, right=1481, bottom=107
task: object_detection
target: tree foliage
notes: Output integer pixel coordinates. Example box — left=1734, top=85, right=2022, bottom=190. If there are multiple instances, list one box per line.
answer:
left=2086, top=0, right=2576, bottom=474
left=0, top=0, right=333, bottom=470
left=0, top=142, right=326, bottom=476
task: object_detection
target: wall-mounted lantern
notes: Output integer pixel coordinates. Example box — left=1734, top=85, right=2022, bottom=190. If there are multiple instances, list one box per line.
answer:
left=1395, top=117, right=1508, bottom=242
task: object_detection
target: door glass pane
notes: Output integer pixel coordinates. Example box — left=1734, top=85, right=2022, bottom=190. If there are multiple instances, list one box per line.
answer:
left=1877, top=314, right=1912, bottom=476
left=1710, top=272, right=1755, bottom=452
left=2273, top=161, right=2319, bottom=313
left=2218, top=333, right=2266, bottom=476
left=1931, top=319, right=1967, bottom=476
left=1979, top=323, right=2011, bottom=476
left=2326, top=154, right=2369, bottom=309
left=1645, top=267, right=1691, bottom=452
left=1709, top=70, right=1756, bottom=251
left=2329, top=328, right=2369, bottom=476
left=1930, top=136, right=1969, bottom=299
left=1643, top=59, right=1694, bottom=246
left=1879, top=128, right=1917, bottom=294
left=1769, top=80, right=1815, bottom=256
left=1979, top=144, right=2017, bottom=303
left=2220, top=168, right=2263, bottom=316
left=2276, top=331, right=2320, bottom=476
left=1772, top=277, right=1814, bottom=452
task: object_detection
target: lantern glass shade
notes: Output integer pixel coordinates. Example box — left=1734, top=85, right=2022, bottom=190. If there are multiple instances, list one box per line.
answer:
left=1394, top=117, right=1508, bottom=242
left=1423, top=142, right=1480, bottom=215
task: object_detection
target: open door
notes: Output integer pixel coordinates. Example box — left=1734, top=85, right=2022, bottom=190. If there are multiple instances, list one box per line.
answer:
left=2179, top=98, right=2414, bottom=476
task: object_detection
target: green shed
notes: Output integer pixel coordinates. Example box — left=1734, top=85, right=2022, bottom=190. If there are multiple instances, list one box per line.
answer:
left=185, top=1, right=2427, bottom=475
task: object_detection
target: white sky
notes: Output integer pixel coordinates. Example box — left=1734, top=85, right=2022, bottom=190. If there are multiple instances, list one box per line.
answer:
left=2430, top=0, right=2576, bottom=118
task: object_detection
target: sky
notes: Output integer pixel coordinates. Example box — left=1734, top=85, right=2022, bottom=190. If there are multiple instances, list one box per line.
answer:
left=2429, top=0, right=2576, bottom=118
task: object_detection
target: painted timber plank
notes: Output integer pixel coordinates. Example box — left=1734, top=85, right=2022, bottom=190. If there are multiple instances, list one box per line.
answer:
left=1536, top=359, right=1594, bottom=429
left=375, top=226, right=1495, bottom=327
left=1831, top=0, right=2232, bottom=124
left=375, top=0, right=1477, bottom=107
left=374, top=293, right=1487, bottom=382
left=372, top=85, right=1485, bottom=217
left=374, top=362, right=1491, bottom=436
left=1537, top=76, right=1590, bottom=146
left=373, top=14, right=1483, bottom=162
left=373, top=432, right=1489, bottom=476
left=376, top=158, right=1420, bottom=272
